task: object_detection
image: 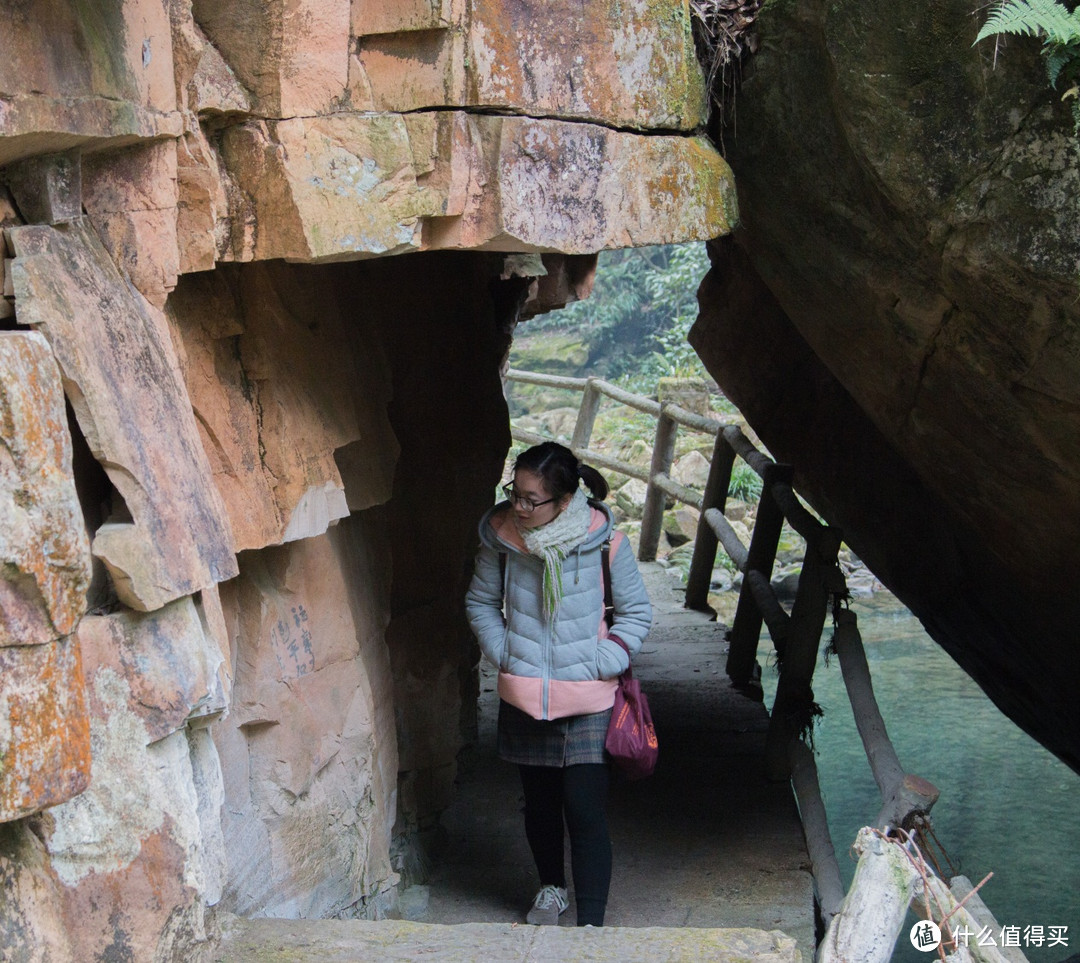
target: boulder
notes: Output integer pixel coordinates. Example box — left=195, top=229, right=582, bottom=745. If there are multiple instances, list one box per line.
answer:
left=353, top=0, right=707, bottom=131
left=672, top=449, right=711, bottom=490
left=615, top=478, right=650, bottom=520
left=165, top=262, right=395, bottom=551
left=37, top=609, right=231, bottom=962
left=0, top=331, right=91, bottom=645
left=0, top=637, right=90, bottom=823
left=771, top=567, right=802, bottom=602
left=213, top=523, right=398, bottom=920
left=693, top=0, right=1080, bottom=770
left=81, top=142, right=181, bottom=309
left=0, top=0, right=181, bottom=168
left=10, top=219, right=238, bottom=612
left=658, top=376, right=712, bottom=417
left=728, top=518, right=752, bottom=549
left=663, top=506, right=701, bottom=548
left=622, top=439, right=653, bottom=469
left=725, top=499, right=749, bottom=523
left=217, top=111, right=735, bottom=262
left=533, top=407, right=581, bottom=441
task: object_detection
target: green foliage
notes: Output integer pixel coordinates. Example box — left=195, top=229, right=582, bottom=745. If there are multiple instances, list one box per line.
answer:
left=976, top=0, right=1080, bottom=43
left=531, top=242, right=712, bottom=387
left=976, top=0, right=1080, bottom=132
left=727, top=463, right=763, bottom=503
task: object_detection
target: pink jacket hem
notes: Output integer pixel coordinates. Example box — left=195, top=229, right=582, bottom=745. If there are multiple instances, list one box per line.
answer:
left=498, top=672, right=618, bottom=721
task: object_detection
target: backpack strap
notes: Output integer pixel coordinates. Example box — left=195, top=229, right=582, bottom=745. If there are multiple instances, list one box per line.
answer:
left=601, top=538, right=614, bottom=629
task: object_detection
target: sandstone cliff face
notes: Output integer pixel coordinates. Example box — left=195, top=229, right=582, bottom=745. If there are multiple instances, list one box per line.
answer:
left=692, top=0, right=1080, bottom=770
left=0, top=1, right=732, bottom=959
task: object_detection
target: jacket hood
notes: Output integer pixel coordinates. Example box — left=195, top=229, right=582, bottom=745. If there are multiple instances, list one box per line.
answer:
left=478, top=498, right=614, bottom=555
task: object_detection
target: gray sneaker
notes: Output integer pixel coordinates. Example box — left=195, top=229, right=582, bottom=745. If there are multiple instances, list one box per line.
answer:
left=526, top=884, right=569, bottom=925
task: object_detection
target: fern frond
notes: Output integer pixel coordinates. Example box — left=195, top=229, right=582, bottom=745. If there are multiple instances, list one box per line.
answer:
left=1046, top=45, right=1071, bottom=84
left=975, top=0, right=1080, bottom=45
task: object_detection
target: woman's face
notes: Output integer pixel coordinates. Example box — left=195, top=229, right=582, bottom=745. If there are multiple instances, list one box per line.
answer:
left=510, top=468, right=571, bottom=530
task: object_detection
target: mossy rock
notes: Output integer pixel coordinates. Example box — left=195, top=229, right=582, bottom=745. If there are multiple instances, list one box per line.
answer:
left=658, top=376, right=711, bottom=416
left=510, top=332, right=590, bottom=376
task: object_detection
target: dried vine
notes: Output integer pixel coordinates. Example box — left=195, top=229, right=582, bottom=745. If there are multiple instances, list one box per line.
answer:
left=689, top=0, right=766, bottom=120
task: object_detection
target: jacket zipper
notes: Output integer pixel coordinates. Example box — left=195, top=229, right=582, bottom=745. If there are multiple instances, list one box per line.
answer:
left=541, top=599, right=551, bottom=719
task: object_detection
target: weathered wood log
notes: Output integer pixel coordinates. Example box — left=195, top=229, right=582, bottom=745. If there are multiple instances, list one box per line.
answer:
left=509, top=430, right=651, bottom=486
left=706, top=508, right=749, bottom=572
left=510, top=426, right=547, bottom=447
left=686, top=431, right=737, bottom=611
left=818, top=827, right=922, bottom=963
left=506, top=368, right=588, bottom=389
left=769, top=479, right=826, bottom=546
left=914, top=874, right=1026, bottom=963
left=571, top=447, right=650, bottom=485
left=789, top=740, right=845, bottom=922
left=652, top=471, right=704, bottom=510
left=745, top=569, right=789, bottom=645
left=765, top=539, right=831, bottom=780
left=727, top=461, right=792, bottom=684
left=660, top=401, right=726, bottom=435
left=639, top=412, right=678, bottom=562
left=721, top=424, right=773, bottom=477
left=592, top=378, right=663, bottom=416
left=831, top=608, right=940, bottom=829
left=571, top=379, right=603, bottom=451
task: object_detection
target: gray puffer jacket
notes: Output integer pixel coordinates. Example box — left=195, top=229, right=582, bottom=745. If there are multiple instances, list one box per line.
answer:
left=465, top=499, right=652, bottom=721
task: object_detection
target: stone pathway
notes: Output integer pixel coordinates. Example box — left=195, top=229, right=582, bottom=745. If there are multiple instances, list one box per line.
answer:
left=214, top=563, right=816, bottom=962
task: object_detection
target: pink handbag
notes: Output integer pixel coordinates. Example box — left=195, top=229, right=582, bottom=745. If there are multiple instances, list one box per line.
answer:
left=604, top=638, right=658, bottom=780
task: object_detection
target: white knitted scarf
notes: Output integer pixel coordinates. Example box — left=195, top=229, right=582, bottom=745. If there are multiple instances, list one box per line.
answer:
left=519, top=488, right=591, bottom=623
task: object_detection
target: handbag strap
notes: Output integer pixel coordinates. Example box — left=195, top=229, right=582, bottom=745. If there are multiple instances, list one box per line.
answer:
left=601, top=540, right=632, bottom=679
left=609, top=632, right=632, bottom=681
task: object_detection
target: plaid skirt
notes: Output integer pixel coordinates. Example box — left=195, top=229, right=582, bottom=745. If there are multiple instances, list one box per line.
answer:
left=497, top=699, right=612, bottom=767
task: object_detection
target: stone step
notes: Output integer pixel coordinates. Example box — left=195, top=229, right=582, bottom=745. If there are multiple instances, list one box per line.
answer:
left=213, top=916, right=802, bottom=963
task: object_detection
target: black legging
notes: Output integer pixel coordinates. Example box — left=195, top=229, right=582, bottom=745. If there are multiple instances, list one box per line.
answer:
left=518, top=763, right=611, bottom=926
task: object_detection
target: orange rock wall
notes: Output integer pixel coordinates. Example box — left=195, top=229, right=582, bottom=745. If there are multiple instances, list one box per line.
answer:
left=0, top=0, right=732, bottom=957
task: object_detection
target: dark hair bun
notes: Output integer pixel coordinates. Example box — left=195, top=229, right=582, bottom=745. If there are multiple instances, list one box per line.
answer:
left=514, top=442, right=609, bottom=501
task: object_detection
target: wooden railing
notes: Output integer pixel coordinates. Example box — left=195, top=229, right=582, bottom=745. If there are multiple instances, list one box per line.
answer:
left=505, top=368, right=940, bottom=928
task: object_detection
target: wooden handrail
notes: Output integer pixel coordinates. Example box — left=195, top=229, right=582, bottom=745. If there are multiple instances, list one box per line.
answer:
left=703, top=508, right=748, bottom=572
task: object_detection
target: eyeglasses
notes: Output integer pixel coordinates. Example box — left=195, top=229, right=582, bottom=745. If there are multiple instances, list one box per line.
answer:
left=502, top=483, right=557, bottom=513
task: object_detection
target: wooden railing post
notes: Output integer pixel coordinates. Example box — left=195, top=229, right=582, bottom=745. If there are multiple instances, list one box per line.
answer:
left=571, top=378, right=602, bottom=452
left=764, top=528, right=840, bottom=780
left=637, top=410, right=678, bottom=562
left=685, top=430, right=736, bottom=612
left=726, top=462, right=792, bottom=685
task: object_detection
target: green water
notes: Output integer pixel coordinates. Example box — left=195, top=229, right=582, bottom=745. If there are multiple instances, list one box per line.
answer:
left=760, top=593, right=1080, bottom=963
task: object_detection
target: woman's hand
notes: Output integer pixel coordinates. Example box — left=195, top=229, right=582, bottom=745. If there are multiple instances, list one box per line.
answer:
left=596, top=635, right=630, bottom=679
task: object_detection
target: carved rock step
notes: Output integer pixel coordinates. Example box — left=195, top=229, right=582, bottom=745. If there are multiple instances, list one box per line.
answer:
left=213, top=917, right=802, bottom=963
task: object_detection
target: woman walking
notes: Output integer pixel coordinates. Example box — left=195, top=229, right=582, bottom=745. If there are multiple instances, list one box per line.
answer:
left=465, top=442, right=652, bottom=927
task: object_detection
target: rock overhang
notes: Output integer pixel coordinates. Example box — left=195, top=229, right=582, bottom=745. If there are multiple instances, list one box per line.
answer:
left=218, top=111, right=735, bottom=263
left=1, top=0, right=735, bottom=272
